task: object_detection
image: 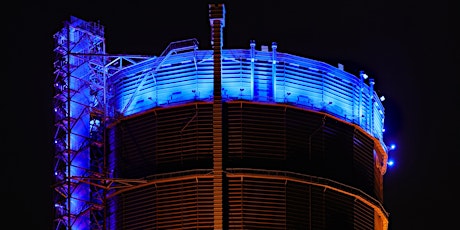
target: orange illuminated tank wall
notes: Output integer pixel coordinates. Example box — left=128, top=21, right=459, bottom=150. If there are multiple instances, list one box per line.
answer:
left=107, top=102, right=388, bottom=229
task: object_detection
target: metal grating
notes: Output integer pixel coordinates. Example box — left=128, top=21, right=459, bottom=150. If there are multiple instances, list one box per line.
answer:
left=354, top=199, right=375, bottom=230
left=109, top=103, right=214, bottom=178
left=107, top=101, right=384, bottom=229
left=353, top=129, right=380, bottom=200
left=226, top=103, right=287, bottom=161
left=285, top=181, right=311, bottom=229
left=228, top=177, right=287, bottom=229
left=227, top=175, right=376, bottom=230
left=111, top=177, right=214, bottom=229
left=225, top=102, right=378, bottom=201
left=325, top=189, right=354, bottom=229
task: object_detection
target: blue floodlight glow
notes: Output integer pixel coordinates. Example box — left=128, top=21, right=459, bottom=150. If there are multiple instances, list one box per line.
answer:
left=386, top=144, right=396, bottom=168
left=359, top=70, right=368, bottom=79
left=389, top=144, right=396, bottom=150
left=387, top=159, right=395, bottom=167
left=109, top=49, right=387, bottom=146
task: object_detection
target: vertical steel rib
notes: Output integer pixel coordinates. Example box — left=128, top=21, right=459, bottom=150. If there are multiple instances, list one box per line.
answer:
left=209, top=3, right=225, bottom=229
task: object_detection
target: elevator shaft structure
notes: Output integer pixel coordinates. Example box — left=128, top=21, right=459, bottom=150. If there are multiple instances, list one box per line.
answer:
left=52, top=4, right=389, bottom=230
left=52, top=17, right=107, bottom=229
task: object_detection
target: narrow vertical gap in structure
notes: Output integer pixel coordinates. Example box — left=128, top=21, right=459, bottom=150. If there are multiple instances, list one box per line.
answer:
left=209, top=3, right=225, bottom=229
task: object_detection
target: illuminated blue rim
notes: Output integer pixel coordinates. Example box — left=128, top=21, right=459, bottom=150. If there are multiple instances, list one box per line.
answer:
left=110, top=48, right=386, bottom=151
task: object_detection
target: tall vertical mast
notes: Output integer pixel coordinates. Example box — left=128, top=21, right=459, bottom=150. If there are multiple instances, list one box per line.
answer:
left=209, top=3, right=225, bottom=229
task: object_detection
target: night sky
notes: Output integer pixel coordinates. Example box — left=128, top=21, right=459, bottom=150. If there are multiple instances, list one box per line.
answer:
left=7, top=0, right=455, bottom=229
